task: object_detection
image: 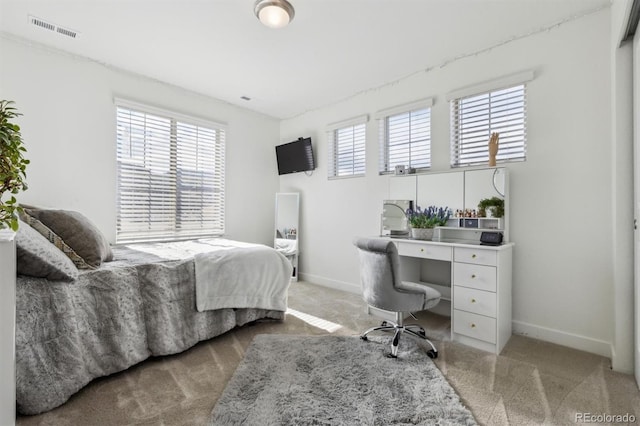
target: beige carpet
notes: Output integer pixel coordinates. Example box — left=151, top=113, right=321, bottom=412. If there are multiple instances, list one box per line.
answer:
left=17, top=281, right=640, bottom=425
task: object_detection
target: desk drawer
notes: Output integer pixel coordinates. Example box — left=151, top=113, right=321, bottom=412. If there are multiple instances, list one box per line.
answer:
left=397, top=242, right=451, bottom=261
left=453, top=310, right=497, bottom=344
left=454, top=247, right=497, bottom=266
left=454, top=286, right=496, bottom=317
left=453, top=262, right=496, bottom=292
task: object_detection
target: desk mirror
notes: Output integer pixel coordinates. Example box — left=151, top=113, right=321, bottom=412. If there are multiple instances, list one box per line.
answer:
left=464, top=167, right=507, bottom=214
left=383, top=167, right=509, bottom=241
left=417, top=172, right=464, bottom=211
left=381, top=200, right=412, bottom=237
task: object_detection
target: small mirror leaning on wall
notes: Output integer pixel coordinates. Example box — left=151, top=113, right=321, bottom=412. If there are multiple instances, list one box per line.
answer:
left=275, top=192, right=299, bottom=280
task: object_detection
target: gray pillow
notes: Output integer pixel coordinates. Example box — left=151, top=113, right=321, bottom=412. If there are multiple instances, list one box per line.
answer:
left=19, top=212, right=94, bottom=270
left=25, top=209, right=113, bottom=268
left=15, top=220, right=79, bottom=281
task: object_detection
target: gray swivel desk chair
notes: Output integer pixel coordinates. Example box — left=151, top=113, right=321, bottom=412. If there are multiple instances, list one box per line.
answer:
left=353, top=237, right=441, bottom=359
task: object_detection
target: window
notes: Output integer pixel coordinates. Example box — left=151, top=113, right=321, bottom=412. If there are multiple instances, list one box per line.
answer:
left=449, top=72, right=532, bottom=167
left=377, top=99, right=433, bottom=173
left=115, top=99, right=226, bottom=243
left=327, top=115, right=368, bottom=178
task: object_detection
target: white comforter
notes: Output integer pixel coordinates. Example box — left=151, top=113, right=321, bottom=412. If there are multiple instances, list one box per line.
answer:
left=193, top=239, right=293, bottom=312
left=121, top=238, right=293, bottom=312
left=275, top=237, right=298, bottom=255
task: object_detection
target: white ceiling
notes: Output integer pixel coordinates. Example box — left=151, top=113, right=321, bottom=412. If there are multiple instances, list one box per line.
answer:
left=0, top=0, right=610, bottom=120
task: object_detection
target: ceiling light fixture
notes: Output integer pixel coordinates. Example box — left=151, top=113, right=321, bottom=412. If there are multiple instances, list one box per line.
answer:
left=254, top=0, right=295, bottom=29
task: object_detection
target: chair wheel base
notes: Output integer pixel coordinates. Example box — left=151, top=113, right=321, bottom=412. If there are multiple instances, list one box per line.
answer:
left=360, top=323, right=438, bottom=360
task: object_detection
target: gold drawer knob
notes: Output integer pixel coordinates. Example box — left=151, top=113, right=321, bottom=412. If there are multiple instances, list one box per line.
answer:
left=471, top=298, right=476, bottom=303
left=471, top=274, right=476, bottom=279
left=471, top=323, right=476, bottom=328
left=420, top=248, right=424, bottom=252
left=472, top=254, right=477, bottom=259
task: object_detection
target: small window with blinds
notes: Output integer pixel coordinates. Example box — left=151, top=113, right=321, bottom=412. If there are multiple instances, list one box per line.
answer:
left=450, top=84, right=527, bottom=167
left=327, top=117, right=367, bottom=178
left=115, top=101, right=226, bottom=243
left=379, top=107, right=431, bottom=173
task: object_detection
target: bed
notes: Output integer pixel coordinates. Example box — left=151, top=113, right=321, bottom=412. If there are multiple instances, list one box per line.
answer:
left=14, top=209, right=293, bottom=415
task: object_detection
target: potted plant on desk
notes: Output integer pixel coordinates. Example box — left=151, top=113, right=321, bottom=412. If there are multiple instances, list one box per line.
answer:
left=477, top=197, right=504, bottom=218
left=405, top=206, right=450, bottom=240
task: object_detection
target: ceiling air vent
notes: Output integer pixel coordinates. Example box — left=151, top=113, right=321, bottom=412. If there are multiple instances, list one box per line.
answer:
left=29, top=15, right=79, bottom=39
left=56, top=27, right=78, bottom=39
left=30, top=16, right=55, bottom=32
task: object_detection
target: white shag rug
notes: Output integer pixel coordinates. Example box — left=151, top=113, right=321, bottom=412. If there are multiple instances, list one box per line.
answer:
left=210, top=334, right=477, bottom=425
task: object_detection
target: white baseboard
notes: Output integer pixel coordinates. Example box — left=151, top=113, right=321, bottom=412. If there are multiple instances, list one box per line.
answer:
left=298, top=272, right=360, bottom=294
left=512, top=320, right=612, bottom=359
left=295, top=276, right=614, bottom=360
left=610, top=346, right=635, bottom=374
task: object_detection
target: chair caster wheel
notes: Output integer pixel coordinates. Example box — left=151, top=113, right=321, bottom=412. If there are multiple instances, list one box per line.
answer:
left=386, top=353, right=397, bottom=359
left=427, top=349, right=438, bottom=359
left=380, top=321, right=388, bottom=327
left=360, top=335, right=368, bottom=341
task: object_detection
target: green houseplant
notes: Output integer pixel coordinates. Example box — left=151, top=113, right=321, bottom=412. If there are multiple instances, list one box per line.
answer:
left=0, top=100, right=29, bottom=231
left=405, top=206, right=450, bottom=240
left=477, top=197, right=504, bottom=218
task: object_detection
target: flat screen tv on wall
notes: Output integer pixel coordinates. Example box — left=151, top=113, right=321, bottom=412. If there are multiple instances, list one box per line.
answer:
left=275, top=137, right=316, bottom=175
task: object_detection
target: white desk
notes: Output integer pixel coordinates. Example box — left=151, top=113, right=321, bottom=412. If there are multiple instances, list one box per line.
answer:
left=373, top=237, right=513, bottom=355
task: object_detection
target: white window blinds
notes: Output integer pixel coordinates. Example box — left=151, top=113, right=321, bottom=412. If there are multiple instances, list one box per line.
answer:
left=327, top=115, right=367, bottom=178
left=450, top=83, right=527, bottom=167
left=377, top=100, right=432, bottom=173
left=115, top=100, right=226, bottom=243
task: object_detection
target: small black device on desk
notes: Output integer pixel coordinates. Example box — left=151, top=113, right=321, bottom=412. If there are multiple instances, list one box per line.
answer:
left=480, top=231, right=503, bottom=246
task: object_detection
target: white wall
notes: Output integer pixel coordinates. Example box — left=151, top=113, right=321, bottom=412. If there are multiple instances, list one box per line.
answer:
left=280, top=9, right=621, bottom=359
left=0, top=35, right=281, bottom=246
left=610, top=0, right=634, bottom=374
